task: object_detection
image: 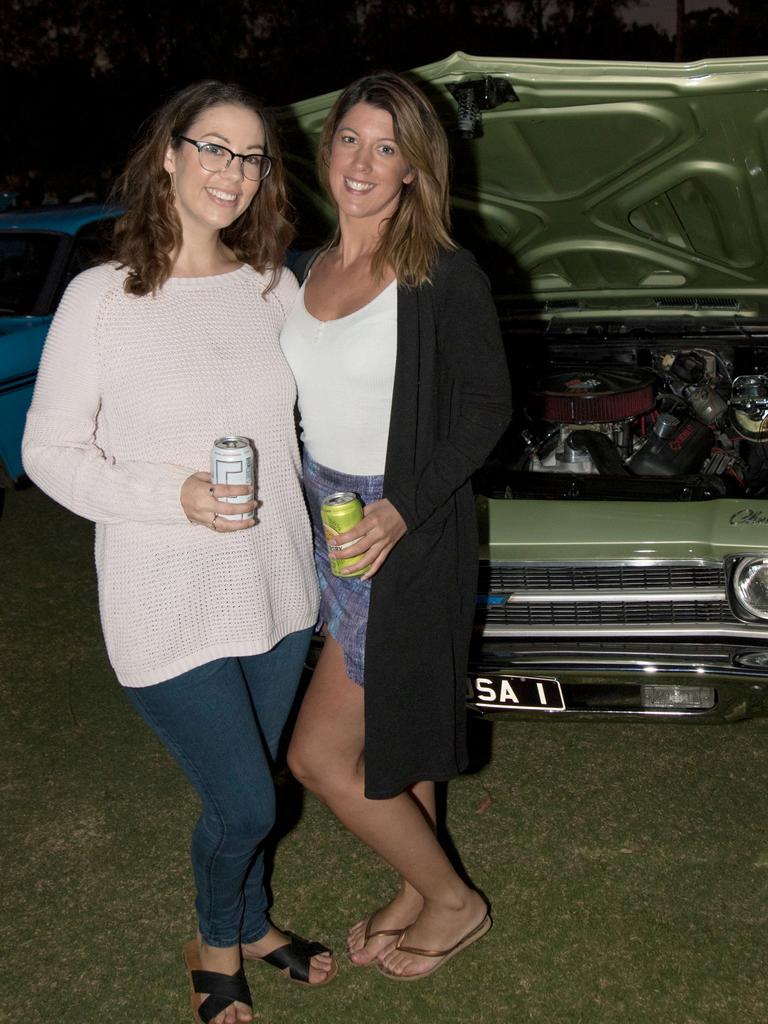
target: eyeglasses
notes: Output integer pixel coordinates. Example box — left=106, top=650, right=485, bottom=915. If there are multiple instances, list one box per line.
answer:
left=173, top=135, right=272, bottom=181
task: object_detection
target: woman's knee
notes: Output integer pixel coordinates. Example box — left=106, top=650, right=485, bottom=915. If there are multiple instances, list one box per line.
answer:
left=286, top=736, right=320, bottom=790
left=287, top=736, right=358, bottom=798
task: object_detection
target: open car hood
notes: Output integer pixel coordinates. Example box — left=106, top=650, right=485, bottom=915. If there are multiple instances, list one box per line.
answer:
left=282, top=52, right=768, bottom=317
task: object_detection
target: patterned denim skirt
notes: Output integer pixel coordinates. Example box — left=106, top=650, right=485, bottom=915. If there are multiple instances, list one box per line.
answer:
left=302, top=452, right=384, bottom=687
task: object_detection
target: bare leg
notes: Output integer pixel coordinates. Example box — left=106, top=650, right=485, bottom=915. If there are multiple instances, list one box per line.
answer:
left=346, top=779, right=434, bottom=964
left=288, top=637, right=487, bottom=977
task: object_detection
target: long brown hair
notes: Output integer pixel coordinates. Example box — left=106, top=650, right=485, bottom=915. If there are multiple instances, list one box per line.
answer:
left=112, top=81, right=293, bottom=296
left=317, top=71, right=455, bottom=288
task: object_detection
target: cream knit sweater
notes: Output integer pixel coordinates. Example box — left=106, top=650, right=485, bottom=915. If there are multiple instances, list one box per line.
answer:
left=23, top=262, right=319, bottom=687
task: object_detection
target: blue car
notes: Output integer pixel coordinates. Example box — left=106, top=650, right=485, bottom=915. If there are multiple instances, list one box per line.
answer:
left=0, top=204, right=118, bottom=483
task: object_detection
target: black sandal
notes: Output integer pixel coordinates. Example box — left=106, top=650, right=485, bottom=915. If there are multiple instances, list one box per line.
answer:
left=183, top=940, right=253, bottom=1024
left=246, top=930, right=338, bottom=987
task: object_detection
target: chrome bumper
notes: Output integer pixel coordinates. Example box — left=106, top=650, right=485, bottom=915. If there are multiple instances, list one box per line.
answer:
left=468, top=638, right=768, bottom=720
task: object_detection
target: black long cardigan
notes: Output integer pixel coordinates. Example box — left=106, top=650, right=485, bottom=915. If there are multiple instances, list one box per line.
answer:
left=295, top=247, right=512, bottom=798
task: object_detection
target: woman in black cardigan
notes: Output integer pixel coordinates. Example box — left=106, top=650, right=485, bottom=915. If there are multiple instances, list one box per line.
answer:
left=283, top=71, right=512, bottom=980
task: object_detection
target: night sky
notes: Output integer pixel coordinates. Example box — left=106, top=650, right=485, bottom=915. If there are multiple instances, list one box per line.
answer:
left=627, top=0, right=731, bottom=32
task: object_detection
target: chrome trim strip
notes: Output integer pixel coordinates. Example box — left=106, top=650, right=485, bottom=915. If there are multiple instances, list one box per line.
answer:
left=481, top=622, right=768, bottom=639
left=476, top=650, right=734, bottom=667
left=480, top=558, right=724, bottom=569
left=468, top=705, right=714, bottom=718
left=504, top=588, right=725, bottom=603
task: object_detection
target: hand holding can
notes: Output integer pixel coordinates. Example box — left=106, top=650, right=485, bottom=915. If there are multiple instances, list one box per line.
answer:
left=323, top=497, right=407, bottom=580
left=321, top=492, right=370, bottom=577
left=211, top=436, right=255, bottom=521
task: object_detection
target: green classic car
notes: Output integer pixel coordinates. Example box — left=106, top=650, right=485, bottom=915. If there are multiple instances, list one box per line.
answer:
left=282, top=52, right=768, bottom=722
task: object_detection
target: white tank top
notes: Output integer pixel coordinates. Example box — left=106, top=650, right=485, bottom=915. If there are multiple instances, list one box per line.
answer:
left=280, top=279, right=397, bottom=475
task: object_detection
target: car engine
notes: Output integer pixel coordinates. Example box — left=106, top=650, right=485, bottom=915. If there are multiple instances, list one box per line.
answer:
left=486, top=334, right=768, bottom=501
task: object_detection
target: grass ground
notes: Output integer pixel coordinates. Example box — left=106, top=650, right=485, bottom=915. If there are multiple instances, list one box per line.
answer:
left=3, top=485, right=768, bottom=1024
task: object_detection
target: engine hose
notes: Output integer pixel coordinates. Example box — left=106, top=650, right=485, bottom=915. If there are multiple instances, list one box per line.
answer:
left=568, top=430, right=631, bottom=476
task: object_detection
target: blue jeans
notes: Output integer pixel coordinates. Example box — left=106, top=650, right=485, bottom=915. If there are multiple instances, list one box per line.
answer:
left=124, top=628, right=312, bottom=947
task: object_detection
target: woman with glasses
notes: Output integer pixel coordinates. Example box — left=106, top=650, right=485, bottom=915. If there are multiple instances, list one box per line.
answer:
left=23, top=81, right=336, bottom=1024
left=282, top=72, right=511, bottom=980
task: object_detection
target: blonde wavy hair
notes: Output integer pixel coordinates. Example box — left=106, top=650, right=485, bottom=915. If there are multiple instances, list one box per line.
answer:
left=317, top=71, right=455, bottom=287
left=112, top=80, right=293, bottom=296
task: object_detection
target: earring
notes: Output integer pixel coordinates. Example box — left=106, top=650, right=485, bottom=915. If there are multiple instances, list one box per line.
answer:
left=167, top=172, right=176, bottom=202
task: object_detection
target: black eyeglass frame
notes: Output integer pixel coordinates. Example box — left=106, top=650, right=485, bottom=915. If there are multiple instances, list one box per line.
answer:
left=173, top=135, right=273, bottom=181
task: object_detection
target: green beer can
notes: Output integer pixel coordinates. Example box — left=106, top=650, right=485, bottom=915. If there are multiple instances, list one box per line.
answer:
left=321, top=491, right=369, bottom=578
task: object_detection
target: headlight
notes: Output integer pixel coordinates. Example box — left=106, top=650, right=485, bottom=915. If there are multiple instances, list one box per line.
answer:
left=732, top=557, right=768, bottom=619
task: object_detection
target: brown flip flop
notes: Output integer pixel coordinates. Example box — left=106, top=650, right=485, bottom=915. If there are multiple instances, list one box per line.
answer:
left=347, top=912, right=415, bottom=967
left=376, top=912, right=492, bottom=981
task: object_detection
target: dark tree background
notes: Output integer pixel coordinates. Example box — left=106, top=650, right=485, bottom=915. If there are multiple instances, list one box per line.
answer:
left=3, top=0, right=766, bottom=198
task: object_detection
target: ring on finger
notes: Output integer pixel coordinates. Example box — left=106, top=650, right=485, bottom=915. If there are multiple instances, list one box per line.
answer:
left=211, top=512, right=219, bottom=532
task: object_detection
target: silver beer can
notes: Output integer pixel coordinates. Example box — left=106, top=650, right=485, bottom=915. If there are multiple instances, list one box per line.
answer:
left=210, top=436, right=255, bottom=520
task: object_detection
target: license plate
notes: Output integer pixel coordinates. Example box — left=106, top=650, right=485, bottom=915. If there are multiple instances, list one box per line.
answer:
left=467, top=673, right=565, bottom=712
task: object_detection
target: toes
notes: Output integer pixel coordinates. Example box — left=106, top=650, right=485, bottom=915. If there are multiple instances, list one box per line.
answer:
left=348, top=940, right=369, bottom=960
left=349, top=941, right=379, bottom=965
left=380, top=950, right=399, bottom=974
left=309, top=953, right=336, bottom=983
left=352, top=930, right=399, bottom=965
left=382, top=951, right=433, bottom=979
left=349, top=948, right=375, bottom=966
left=204, top=1001, right=223, bottom=1024
left=346, top=919, right=366, bottom=952
left=380, top=949, right=409, bottom=976
left=209, top=1000, right=251, bottom=1024
left=382, top=949, right=399, bottom=971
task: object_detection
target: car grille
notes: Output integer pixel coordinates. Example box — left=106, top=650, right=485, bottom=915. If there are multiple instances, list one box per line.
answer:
left=479, top=561, right=739, bottom=630
left=491, top=600, right=735, bottom=626
left=483, top=563, right=725, bottom=591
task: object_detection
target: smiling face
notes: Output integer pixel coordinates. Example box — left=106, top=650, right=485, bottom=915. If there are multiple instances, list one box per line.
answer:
left=327, top=101, right=414, bottom=230
left=164, top=102, right=265, bottom=238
